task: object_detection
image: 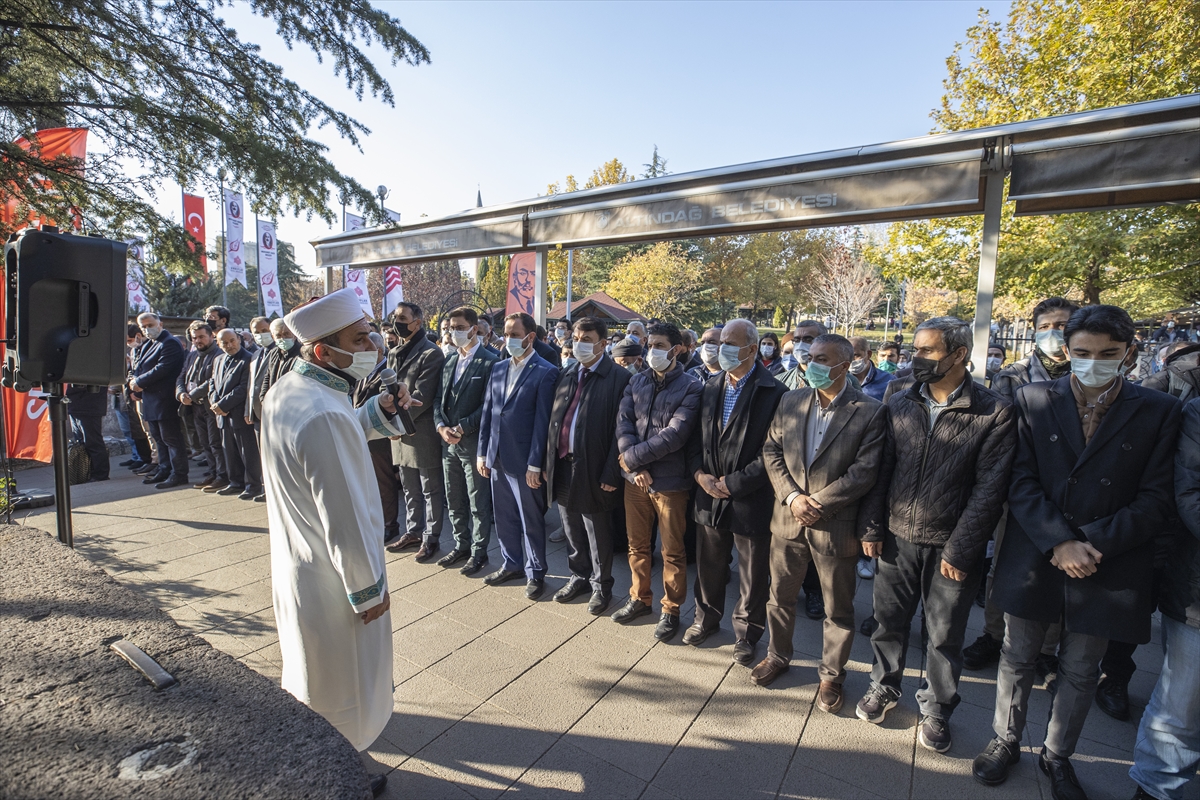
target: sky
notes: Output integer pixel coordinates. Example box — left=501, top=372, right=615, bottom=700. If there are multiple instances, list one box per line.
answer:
left=159, top=0, right=1012, bottom=272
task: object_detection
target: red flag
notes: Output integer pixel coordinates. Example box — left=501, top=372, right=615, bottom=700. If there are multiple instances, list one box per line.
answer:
left=182, top=192, right=208, bottom=270
left=0, top=286, right=52, bottom=462
left=1, top=127, right=89, bottom=232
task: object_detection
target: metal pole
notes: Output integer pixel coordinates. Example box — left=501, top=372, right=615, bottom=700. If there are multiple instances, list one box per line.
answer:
left=0, top=386, right=12, bottom=525
left=565, top=249, right=574, bottom=322
left=533, top=247, right=549, bottom=327
left=219, top=180, right=228, bottom=308
left=47, top=384, right=73, bottom=547
left=254, top=213, right=264, bottom=317
left=970, top=138, right=1008, bottom=383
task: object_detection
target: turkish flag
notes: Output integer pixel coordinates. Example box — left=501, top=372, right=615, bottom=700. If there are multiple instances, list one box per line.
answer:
left=1, top=127, right=89, bottom=232
left=182, top=192, right=208, bottom=270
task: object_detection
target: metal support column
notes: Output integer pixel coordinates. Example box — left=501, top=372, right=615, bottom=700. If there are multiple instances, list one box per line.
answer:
left=46, top=384, right=73, bottom=547
left=533, top=247, right=548, bottom=326
left=565, top=249, right=574, bottom=322
left=970, top=138, right=1009, bottom=383
left=324, top=266, right=335, bottom=295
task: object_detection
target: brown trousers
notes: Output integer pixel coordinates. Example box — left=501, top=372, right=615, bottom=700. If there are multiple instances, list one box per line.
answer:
left=624, top=484, right=689, bottom=615
left=766, top=532, right=859, bottom=683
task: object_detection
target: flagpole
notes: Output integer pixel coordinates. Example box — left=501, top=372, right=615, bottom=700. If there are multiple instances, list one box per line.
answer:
left=219, top=178, right=228, bottom=308
left=254, top=212, right=264, bottom=317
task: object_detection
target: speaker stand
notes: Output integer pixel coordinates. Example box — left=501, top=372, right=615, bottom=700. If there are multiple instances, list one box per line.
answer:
left=46, top=383, right=74, bottom=547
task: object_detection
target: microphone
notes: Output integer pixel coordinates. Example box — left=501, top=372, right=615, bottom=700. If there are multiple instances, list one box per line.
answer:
left=378, top=367, right=416, bottom=436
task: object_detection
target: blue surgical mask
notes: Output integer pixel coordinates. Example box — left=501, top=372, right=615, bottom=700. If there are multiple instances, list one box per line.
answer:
left=717, top=343, right=746, bottom=372
left=506, top=336, right=528, bottom=357
left=1035, top=329, right=1065, bottom=357
left=276, top=336, right=295, bottom=350
left=627, top=334, right=640, bottom=344
left=700, top=343, right=720, bottom=366
left=805, top=361, right=845, bottom=391
left=781, top=354, right=798, bottom=371
left=1071, top=355, right=1125, bottom=388
left=625, top=362, right=640, bottom=376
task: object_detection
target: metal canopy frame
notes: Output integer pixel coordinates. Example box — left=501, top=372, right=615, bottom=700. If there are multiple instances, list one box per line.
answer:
left=312, top=94, right=1199, bottom=378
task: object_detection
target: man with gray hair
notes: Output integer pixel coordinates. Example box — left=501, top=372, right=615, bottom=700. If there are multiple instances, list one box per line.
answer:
left=855, top=316, right=1016, bottom=757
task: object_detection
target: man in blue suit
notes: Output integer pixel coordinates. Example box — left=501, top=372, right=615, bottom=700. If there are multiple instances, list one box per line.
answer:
left=476, top=312, right=558, bottom=599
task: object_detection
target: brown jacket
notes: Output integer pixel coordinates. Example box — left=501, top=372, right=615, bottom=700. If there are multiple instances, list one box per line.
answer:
left=762, top=384, right=889, bottom=558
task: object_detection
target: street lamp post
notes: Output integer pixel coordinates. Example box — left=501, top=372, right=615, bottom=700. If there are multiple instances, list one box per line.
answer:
left=884, top=293, right=893, bottom=340
left=376, top=185, right=390, bottom=222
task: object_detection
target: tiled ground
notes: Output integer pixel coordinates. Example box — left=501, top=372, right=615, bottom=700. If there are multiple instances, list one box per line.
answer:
left=14, top=463, right=1177, bottom=799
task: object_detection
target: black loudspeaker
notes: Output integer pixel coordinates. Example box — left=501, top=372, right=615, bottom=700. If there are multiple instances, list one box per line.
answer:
left=4, top=227, right=127, bottom=386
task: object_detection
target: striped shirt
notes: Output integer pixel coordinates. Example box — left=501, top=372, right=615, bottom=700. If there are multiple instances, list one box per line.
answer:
left=722, top=364, right=756, bottom=427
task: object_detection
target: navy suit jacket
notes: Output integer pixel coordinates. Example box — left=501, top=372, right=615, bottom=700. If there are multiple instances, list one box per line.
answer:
left=478, top=351, right=557, bottom=475
left=132, top=330, right=185, bottom=421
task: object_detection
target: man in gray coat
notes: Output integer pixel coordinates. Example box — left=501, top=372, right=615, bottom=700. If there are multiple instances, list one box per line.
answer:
left=753, top=334, right=888, bottom=717
left=385, top=302, right=446, bottom=562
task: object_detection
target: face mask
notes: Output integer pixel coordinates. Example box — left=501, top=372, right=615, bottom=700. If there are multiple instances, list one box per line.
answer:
left=143, top=325, right=162, bottom=340
left=760, top=344, right=775, bottom=358
left=1071, top=354, right=1125, bottom=388
left=718, top=343, right=746, bottom=372
left=647, top=347, right=674, bottom=373
left=805, top=361, right=844, bottom=391
left=795, top=342, right=812, bottom=357
left=276, top=336, right=295, bottom=350
left=556, top=328, right=569, bottom=340
left=627, top=334, right=640, bottom=344
left=505, top=336, right=528, bottom=357
left=572, top=340, right=596, bottom=362
left=393, top=320, right=419, bottom=340
left=564, top=358, right=578, bottom=369
left=450, top=329, right=473, bottom=348
left=781, top=354, right=798, bottom=371
left=253, top=332, right=273, bottom=348
left=849, top=358, right=870, bottom=376
left=1167, top=321, right=1175, bottom=329
left=625, top=362, right=640, bottom=376
left=911, top=355, right=953, bottom=384
left=605, top=344, right=613, bottom=355
left=324, top=344, right=377, bottom=381
left=986, top=356, right=1003, bottom=372
left=878, top=360, right=898, bottom=374
left=700, top=343, right=720, bottom=366
left=1035, top=328, right=1065, bottom=357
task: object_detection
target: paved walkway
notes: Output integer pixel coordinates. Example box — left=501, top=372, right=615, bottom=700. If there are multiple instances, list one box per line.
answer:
left=16, top=464, right=1165, bottom=799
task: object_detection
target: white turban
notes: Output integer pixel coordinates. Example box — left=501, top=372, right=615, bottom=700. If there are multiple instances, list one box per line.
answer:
left=283, top=288, right=367, bottom=344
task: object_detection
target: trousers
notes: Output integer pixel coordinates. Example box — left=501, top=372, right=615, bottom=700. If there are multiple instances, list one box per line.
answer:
left=693, top=525, right=770, bottom=644
left=399, top=464, right=445, bottom=545
left=491, top=464, right=546, bottom=581
left=192, top=404, right=226, bottom=481
left=555, top=459, right=615, bottom=593
left=1130, top=617, right=1200, bottom=800
left=145, top=416, right=188, bottom=480
left=444, top=438, right=493, bottom=560
left=368, top=438, right=399, bottom=537
left=624, top=484, right=688, bottom=615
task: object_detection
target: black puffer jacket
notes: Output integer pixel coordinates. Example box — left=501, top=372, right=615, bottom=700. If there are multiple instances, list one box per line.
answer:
left=1164, top=398, right=1200, bottom=630
left=880, top=376, right=1017, bottom=572
left=616, top=363, right=702, bottom=493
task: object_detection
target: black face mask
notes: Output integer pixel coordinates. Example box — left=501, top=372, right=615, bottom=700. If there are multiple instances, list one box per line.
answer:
left=911, top=355, right=952, bottom=384
left=392, top=320, right=418, bottom=340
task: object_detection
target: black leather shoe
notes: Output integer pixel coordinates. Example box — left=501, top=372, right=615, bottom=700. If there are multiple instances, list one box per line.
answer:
left=253, top=493, right=266, bottom=503
left=134, top=463, right=157, bottom=475
left=155, top=475, right=188, bottom=490
left=415, top=542, right=440, bottom=563
left=732, top=639, right=756, bottom=665
left=805, top=592, right=825, bottom=620
left=682, top=623, right=717, bottom=646
left=460, top=557, right=488, bottom=576
left=654, top=613, right=680, bottom=641
left=611, top=598, right=652, bottom=625
left=963, top=632, right=1004, bottom=670
left=216, top=484, right=245, bottom=496
left=587, top=591, right=612, bottom=616
left=1094, top=677, right=1131, bottom=721
left=118, top=458, right=138, bottom=467
left=369, top=773, right=387, bottom=798
left=525, top=579, right=545, bottom=600
left=553, top=578, right=590, bottom=603
left=483, top=568, right=522, bottom=586
left=203, top=479, right=229, bottom=493
left=142, top=470, right=168, bottom=484
left=860, top=615, right=879, bottom=636
left=238, top=489, right=257, bottom=501
left=1036, top=653, right=1059, bottom=680
left=1039, top=748, right=1087, bottom=800
left=437, top=548, right=470, bottom=568
left=382, top=529, right=402, bottom=547
left=972, top=737, right=1020, bottom=786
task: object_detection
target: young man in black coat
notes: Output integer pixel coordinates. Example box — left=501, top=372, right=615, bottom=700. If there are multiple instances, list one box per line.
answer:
left=546, top=316, right=632, bottom=614
left=974, top=305, right=1182, bottom=800
left=682, top=319, right=788, bottom=667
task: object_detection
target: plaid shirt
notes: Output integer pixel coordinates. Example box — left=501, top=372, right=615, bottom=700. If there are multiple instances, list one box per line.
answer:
left=722, top=363, right=756, bottom=427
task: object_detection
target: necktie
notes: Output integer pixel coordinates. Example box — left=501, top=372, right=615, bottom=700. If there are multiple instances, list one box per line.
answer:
left=557, top=368, right=590, bottom=459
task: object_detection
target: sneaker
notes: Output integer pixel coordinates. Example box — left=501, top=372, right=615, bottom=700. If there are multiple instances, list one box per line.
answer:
left=918, top=714, right=952, bottom=753
left=856, top=557, right=876, bottom=579
left=963, top=632, right=1003, bottom=670
left=653, top=613, right=680, bottom=641
left=972, top=737, right=1020, bottom=786
left=856, top=684, right=899, bottom=724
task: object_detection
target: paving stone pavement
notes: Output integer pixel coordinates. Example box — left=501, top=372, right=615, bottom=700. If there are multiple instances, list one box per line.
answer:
left=14, top=463, right=1171, bottom=800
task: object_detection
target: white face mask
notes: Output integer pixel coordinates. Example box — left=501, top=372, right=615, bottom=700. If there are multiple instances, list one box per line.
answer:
left=849, top=357, right=870, bottom=375
left=253, top=332, right=273, bottom=348
left=450, top=329, right=473, bottom=348
left=323, top=344, right=377, bottom=381
left=143, top=325, right=163, bottom=340
left=700, top=343, right=720, bottom=366
left=1035, top=329, right=1065, bottom=357
left=556, top=328, right=569, bottom=340
left=718, top=343, right=747, bottom=372
left=759, top=344, right=775, bottom=358
left=572, top=340, right=596, bottom=362
left=1071, top=351, right=1127, bottom=388
left=505, top=336, right=528, bottom=357
left=647, top=347, right=674, bottom=373
left=987, top=356, right=1003, bottom=372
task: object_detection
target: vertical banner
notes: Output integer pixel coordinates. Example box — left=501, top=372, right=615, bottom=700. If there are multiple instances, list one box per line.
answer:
left=1, top=127, right=88, bottom=231
left=0, top=292, right=52, bottom=462
left=257, top=220, right=284, bottom=318
left=182, top=192, right=207, bottom=270
left=125, top=239, right=152, bottom=314
left=344, top=269, right=375, bottom=319
left=223, top=188, right=247, bottom=287
left=383, top=266, right=404, bottom=317
left=506, top=251, right=536, bottom=316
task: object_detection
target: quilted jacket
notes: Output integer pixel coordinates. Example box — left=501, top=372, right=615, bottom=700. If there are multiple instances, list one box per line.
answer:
left=880, top=376, right=1017, bottom=572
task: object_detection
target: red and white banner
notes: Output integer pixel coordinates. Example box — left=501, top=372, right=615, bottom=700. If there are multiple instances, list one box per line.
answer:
left=339, top=212, right=373, bottom=316
left=182, top=192, right=207, bottom=270
left=1, top=127, right=88, bottom=232
left=0, top=294, right=51, bottom=462
left=257, top=219, right=284, bottom=318
left=223, top=188, right=247, bottom=287
left=125, top=238, right=152, bottom=314
left=383, top=266, right=404, bottom=317
left=506, top=252, right=536, bottom=316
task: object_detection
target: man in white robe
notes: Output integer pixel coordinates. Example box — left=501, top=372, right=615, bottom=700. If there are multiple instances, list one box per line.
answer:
left=260, top=289, right=413, bottom=772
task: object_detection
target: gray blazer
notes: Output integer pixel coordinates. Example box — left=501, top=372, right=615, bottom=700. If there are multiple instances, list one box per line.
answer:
left=388, top=333, right=445, bottom=470
left=762, top=384, right=889, bottom=557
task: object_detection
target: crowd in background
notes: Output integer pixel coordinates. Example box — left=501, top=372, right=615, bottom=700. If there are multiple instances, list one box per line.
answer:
left=71, top=294, right=1199, bottom=800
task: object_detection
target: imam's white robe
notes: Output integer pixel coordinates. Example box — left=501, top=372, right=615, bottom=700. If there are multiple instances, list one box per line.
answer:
left=260, top=361, right=401, bottom=751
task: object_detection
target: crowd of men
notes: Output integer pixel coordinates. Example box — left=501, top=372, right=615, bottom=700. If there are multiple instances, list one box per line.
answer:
left=98, top=294, right=1198, bottom=800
